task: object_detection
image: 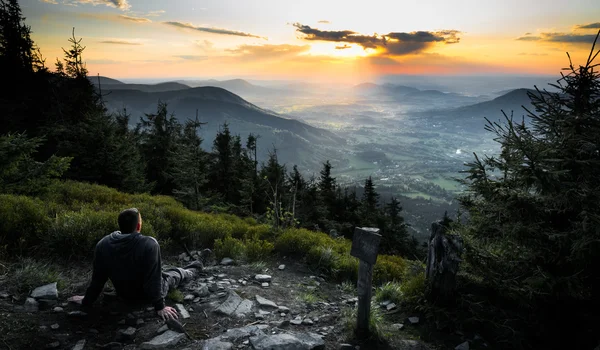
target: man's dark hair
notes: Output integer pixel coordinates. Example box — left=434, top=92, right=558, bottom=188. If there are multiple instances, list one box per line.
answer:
left=118, top=208, right=140, bottom=233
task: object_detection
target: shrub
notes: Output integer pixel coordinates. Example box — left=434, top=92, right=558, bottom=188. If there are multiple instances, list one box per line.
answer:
left=400, top=272, right=426, bottom=305
left=9, top=258, right=63, bottom=295
left=376, top=282, right=403, bottom=304
left=244, top=239, right=274, bottom=262
left=374, top=255, right=406, bottom=284
left=214, top=236, right=246, bottom=260
left=0, top=194, right=51, bottom=257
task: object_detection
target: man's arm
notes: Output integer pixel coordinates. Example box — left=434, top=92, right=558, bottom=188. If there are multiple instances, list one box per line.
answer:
left=143, top=238, right=165, bottom=311
left=81, top=240, right=108, bottom=307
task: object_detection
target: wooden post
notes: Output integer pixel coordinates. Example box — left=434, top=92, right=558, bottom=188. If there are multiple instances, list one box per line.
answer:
left=350, top=227, right=381, bottom=338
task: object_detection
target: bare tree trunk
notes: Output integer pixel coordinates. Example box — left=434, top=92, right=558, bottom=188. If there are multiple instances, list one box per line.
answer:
left=426, top=221, right=463, bottom=305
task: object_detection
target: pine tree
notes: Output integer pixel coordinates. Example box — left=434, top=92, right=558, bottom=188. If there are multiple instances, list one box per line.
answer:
left=360, top=176, right=380, bottom=225
left=138, top=102, right=182, bottom=195
left=458, top=33, right=600, bottom=348
left=382, top=197, right=413, bottom=256
left=170, top=112, right=207, bottom=209
left=209, top=123, right=235, bottom=203
left=318, top=160, right=337, bottom=219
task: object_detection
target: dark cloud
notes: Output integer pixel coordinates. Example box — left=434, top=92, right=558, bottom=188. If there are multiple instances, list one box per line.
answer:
left=318, top=20, right=331, bottom=24
left=175, top=55, right=210, bottom=61
left=226, top=44, right=310, bottom=60
left=335, top=44, right=351, bottom=50
left=575, top=22, right=600, bottom=30
left=99, top=39, right=141, bottom=45
left=118, top=15, right=151, bottom=23
left=164, top=21, right=267, bottom=40
left=517, top=32, right=597, bottom=44
left=293, top=23, right=461, bottom=56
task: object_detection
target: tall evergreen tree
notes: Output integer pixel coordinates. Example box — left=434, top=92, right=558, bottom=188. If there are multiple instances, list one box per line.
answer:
left=360, top=176, right=380, bottom=225
left=318, top=160, right=337, bottom=218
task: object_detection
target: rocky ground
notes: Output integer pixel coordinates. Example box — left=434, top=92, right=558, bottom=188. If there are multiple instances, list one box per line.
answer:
left=0, top=254, right=444, bottom=350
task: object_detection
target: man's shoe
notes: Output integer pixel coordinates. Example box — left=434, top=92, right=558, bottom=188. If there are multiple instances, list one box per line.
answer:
left=183, top=260, right=204, bottom=271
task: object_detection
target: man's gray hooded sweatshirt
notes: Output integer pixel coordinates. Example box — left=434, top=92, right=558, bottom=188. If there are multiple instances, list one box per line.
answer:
left=82, top=231, right=165, bottom=311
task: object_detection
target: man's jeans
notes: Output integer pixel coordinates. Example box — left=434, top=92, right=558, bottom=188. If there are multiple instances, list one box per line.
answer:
left=160, top=267, right=195, bottom=298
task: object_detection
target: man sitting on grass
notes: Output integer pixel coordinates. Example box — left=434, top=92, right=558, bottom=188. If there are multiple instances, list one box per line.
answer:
left=68, top=208, right=203, bottom=321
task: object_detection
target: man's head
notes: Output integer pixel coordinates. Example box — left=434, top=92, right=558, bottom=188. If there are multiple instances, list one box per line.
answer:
left=118, top=208, right=142, bottom=233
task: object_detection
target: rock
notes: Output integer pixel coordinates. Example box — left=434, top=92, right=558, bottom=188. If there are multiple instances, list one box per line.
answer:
left=392, top=323, right=404, bottom=331
left=408, top=316, right=420, bottom=325
left=217, top=274, right=227, bottom=279
left=214, top=291, right=243, bottom=316
left=262, top=283, right=270, bottom=288
left=53, top=307, right=64, bottom=312
left=280, top=313, right=286, bottom=317
left=256, top=295, right=278, bottom=309
left=89, top=328, right=99, bottom=334
left=278, top=265, right=286, bottom=270
left=255, top=274, right=272, bottom=282
left=380, top=300, right=391, bottom=307
left=50, top=323, right=60, bottom=330
left=175, top=303, right=190, bottom=319
left=250, top=332, right=325, bottom=350
left=38, top=299, right=58, bottom=308
left=156, top=324, right=169, bottom=335
left=31, top=283, right=58, bottom=300
left=290, top=316, right=303, bottom=325
left=40, top=326, right=48, bottom=331
left=68, top=311, right=88, bottom=317
left=397, top=340, right=431, bottom=350
left=24, top=298, right=39, bottom=312
left=455, top=341, right=469, bottom=350
left=219, top=325, right=269, bottom=342
left=137, top=319, right=145, bottom=325
left=234, top=299, right=254, bottom=318
left=47, top=341, right=60, bottom=349
left=302, top=318, right=314, bottom=325
left=208, top=283, right=219, bottom=293
left=202, top=338, right=233, bottom=350
left=184, top=294, right=195, bottom=302
left=140, top=330, right=186, bottom=349
left=255, top=313, right=265, bottom=320
left=183, top=256, right=191, bottom=262
left=386, top=303, right=397, bottom=311
left=194, top=285, right=210, bottom=297
left=344, top=297, right=358, bottom=304
left=278, top=306, right=290, bottom=313
left=221, top=258, right=234, bottom=266
left=340, top=344, right=354, bottom=350
left=118, top=319, right=126, bottom=325
left=97, top=342, right=123, bottom=349
left=0, top=291, right=9, bottom=298
left=72, top=339, right=86, bottom=350
left=117, top=327, right=137, bottom=342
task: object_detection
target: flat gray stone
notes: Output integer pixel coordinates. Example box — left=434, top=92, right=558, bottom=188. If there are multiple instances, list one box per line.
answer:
left=255, top=274, right=272, bottom=282
left=214, top=291, right=243, bottom=316
left=50, top=323, right=60, bottom=330
left=278, top=265, right=286, bottom=270
left=156, top=324, right=168, bottom=335
left=219, top=325, right=268, bottom=342
left=339, top=344, right=354, bottom=350
left=408, top=316, right=420, bottom=325
left=202, top=337, right=233, bottom=350
left=250, top=332, right=325, bottom=350
left=255, top=313, right=265, bottom=320
left=234, top=299, right=254, bottom=317
left=175, top=303, right=190, bottom=319
left=455, top=341, right=470, bottom=350
left=194, top=285, right=210, bottom=297
left=72, top=339, right=85, bottom=350
left=53, top=307, right=64, bottom=312
left=117, top=327, right=136, bottom=342
left=184, top=294, right=194, bottom=302
left=140, top=330, right=185, bottom=349
left=290, top=317, right=302, bottom=325
left=220, top=258, right=234, bottom=266
left=386, top=303, right=397, bottom=311
left=31, top=283, right=58, bottom=300
left=0, top=292, right=9, bottom=298
left=24, top=298, right=39, bottom=312
left=278, top=306, right=290, bottom=313
left=256, top=295, right=278, bottom=309
left=67, top=311, right=87, bottom=317
left=262, top=283, right=270, bottom=288
left=302, top=318, right=314, bottom=325
left=392, top=323, right=404, bottom=330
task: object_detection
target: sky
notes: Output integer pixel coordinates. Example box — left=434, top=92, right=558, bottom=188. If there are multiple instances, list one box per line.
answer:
left=20, top=0, right=600, bottom=83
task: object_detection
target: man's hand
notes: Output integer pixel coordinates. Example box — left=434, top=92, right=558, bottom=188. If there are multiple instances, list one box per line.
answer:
left=68, top=295, right=84, bottom=305
left=157, top=306, right=178, bottom=321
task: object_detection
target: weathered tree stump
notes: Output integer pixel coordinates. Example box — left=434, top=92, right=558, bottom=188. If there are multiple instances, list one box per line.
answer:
left=426, top=221, right=463, bottom=304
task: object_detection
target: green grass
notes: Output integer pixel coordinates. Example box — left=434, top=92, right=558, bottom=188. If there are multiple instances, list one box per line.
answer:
left=166, top=289, right=184, bottom=303
left=339, top=280, right=356, bottom=294
left=8, top=258, right=64, bottom=295
left=297, top=291, right=320, bottom=305
left=342, top=301, right=387, bottom=341
left=375, top=282, right=403, bottom=304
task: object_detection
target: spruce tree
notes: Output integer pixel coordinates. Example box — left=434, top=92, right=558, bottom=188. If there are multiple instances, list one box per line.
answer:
left=361, top=176, right=380, bottom=225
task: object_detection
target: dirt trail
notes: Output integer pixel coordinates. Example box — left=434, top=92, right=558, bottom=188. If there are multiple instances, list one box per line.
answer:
left=0, top=256, right=435, bottom=350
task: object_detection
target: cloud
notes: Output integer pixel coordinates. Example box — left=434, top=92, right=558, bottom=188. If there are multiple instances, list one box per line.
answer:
left=118, top=15, right=151, bottom=23
left=99, top=39, right=142, bottom=45
left=516, top=32, right=597, bottom=44
left=335, top=44, right=352, bottom=50
left=65, top=0, right=130, bottom=10
left=575, top=22, right=600, bottom=30
left=517, top=52, right=549, bottom=56
left=163, top=21, right=267, bottom=40
left=196, top=40, right=215, bottom=51
left=226, top=44, right=311, bottom=60
left=40, top=0, right=58, bottom=4
left=87, top=59, right=121, bottom=64
left=292, top=23, right=461, bottom=56
left=175, top=55, right=210, bottom=61
left=318, top=20, right=331, bottom=24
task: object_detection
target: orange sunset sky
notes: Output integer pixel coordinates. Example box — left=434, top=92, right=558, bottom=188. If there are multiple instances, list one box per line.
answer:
left=19, top=0, right=600, bottom=83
